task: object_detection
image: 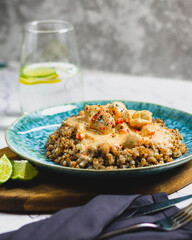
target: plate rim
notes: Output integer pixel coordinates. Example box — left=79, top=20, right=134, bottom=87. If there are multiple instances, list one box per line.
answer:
left=5, top=99, right=192, bottom=174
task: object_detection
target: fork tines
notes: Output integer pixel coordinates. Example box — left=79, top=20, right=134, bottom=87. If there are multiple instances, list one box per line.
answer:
left=172, top=203, right=192, bottom=228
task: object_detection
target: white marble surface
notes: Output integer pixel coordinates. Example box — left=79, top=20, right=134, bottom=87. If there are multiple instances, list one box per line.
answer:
left=0, top=65, right=192, bottom=234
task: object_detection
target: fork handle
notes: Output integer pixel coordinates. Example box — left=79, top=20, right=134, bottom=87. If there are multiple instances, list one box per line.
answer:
left=98, top=223, right=158, bottom=240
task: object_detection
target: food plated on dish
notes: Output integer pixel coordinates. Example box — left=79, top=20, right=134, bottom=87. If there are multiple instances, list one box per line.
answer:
left=5, top=100, right=192, bottom=177
left=45, top=101, right=187, bottom=170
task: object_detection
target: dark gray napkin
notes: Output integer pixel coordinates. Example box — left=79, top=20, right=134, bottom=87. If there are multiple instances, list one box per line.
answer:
left=1, top=192, right=192, bottom=240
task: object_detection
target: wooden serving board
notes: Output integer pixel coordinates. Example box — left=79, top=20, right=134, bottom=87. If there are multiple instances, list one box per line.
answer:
left=0, top=147, right=192, bottom=213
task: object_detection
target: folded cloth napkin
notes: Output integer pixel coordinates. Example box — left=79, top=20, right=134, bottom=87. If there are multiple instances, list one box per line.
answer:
left=1, top=192, right=192, bottom=240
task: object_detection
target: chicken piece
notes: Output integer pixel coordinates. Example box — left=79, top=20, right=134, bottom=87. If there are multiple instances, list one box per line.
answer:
left=108, top=101, right=129, bottom=121
left=129, top=110, right=152, bottom=129
left=84, top=104, right=115, bottom=134
left=84, top=104, right=102, bottom=122
left=90, top=111, right=115, bottom=134
left=122, top=133, right=142, bottom=148
left=141, top=124, right=156, bottom=137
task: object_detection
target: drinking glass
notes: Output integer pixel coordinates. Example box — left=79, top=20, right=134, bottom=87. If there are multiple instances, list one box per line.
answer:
left=19, top=20, right=83, bottom=114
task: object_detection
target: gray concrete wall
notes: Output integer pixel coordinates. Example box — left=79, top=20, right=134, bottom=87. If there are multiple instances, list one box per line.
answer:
left=1, top=0, right=192, bottom=80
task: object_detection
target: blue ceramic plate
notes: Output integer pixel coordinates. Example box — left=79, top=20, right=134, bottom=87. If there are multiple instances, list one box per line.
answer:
left=5, top=101, right=192, bottom=177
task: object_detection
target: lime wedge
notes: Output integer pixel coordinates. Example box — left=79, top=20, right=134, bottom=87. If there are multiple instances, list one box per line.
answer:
left=22, top=67, right=56, bottom=78
left=11, top=160, right=38, bottom=181
left=0, top=154, right=13, bottom=185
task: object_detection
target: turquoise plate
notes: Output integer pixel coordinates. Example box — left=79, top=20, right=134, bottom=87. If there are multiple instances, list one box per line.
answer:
left=5, top=100, right=192, bottom=177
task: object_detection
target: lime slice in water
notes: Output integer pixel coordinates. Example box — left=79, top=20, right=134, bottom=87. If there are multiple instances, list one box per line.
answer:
left=0, top=154, right=13, bottom=185
left=20, top=66, right=61, bottom=85
left=11, top=160, right=38, bottom=181
left=20, top=73, right=60, bottom=85
left=22, top=67, right=56, bottom=78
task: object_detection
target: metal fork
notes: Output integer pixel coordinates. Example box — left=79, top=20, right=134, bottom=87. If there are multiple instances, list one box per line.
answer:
left=98, top=202, right=192, bottom=240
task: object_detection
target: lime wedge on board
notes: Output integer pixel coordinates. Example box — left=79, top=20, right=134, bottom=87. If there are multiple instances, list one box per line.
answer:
left=0, top=154, right=13, bottom=185
left=11, top=160, right=38, bottom=181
